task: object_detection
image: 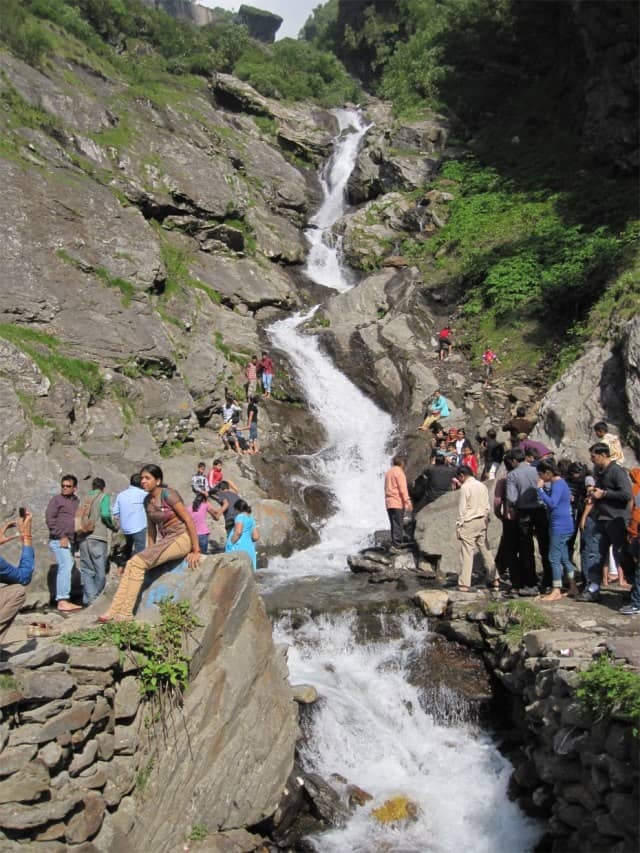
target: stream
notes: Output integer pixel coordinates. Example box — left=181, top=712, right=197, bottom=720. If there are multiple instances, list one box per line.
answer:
left=265, top=109, right=542, bottom=852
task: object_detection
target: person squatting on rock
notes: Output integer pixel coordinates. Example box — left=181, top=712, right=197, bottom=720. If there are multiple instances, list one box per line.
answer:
left=0, top=511, right=34, bottom=643
left=46, top=475, right=81, bottom=612
left=577, top=443, right=632, bottom=606
left=455, top=466, right=498, bottom=592
left=77, top=477, right=114, bottom=607
left=191, top=462, right=208, bottom=497
left=384, top=455, right=412, bottom=553
left=112, top=474, right=148, bottom=562
left=536, top=461, right=579, bottom=602
left=99, top=464, right=200, bottom=623
left=207, top=459, right=239, bottom=494
left=419, top=390, right=450, bottom=432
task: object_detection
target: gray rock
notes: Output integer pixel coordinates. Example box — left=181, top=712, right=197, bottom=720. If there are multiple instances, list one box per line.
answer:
left=0, top=743, right=37, bottom=777
left=90, top=695, right=111, bottom=725
left=36, top=701, right=95, bottom=743
left=0, top=790, right=84, bottom=830
left=20, top=670, right=76, bottom=700
left=114, top=676, right=141, bottom=722
left=0, top=644, right=69, bottom=671
left=102, top=756, right=137, bottom=808
left=38, top=741, right=64, bottom=770
left=69, top=739, right=99, bottom=776
left=65, top=791, right=105, bottom=844
left=414, top=590, right=450, bottom=618
left=0, top=761, right=50, bottom=804
left=20, top=699, right=73, bottom=724
left=95, top=732, right=115, bottom=762
left=113, top=724, right=138, bottom=756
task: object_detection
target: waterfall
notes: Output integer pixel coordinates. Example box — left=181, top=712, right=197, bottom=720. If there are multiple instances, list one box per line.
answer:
left=265, top=111, right=541, bottom=851
left=275, top=613, right=543, bottom=853
left=305, top=109, right=370, bottom=292
left=264, top=108, right=393, bottom=583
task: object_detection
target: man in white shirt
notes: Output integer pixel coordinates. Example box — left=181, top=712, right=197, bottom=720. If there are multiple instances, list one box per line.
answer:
left=112, top=474, right=147, bottom=559
left=455, top=466, right=498, bottom=591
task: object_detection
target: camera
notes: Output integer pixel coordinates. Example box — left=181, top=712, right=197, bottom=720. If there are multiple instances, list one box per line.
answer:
left=18, top=507, right=26, bottom=519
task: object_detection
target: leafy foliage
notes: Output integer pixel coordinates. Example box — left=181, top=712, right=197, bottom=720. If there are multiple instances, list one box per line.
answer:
left=61, top=598, right=201, bottom=698
left=234, top=38, right=360, bottom=106
left=577, top=655, right=640, bottom=734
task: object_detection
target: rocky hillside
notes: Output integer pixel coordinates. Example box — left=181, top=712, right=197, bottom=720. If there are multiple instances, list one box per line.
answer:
left=0, top=1, right=638, bottom=583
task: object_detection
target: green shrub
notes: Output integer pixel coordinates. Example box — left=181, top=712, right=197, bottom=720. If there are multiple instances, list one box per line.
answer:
left=577, top=656, right=640, bottom=734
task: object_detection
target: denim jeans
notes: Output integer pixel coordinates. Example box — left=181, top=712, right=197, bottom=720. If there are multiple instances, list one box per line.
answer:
left=582, top=517, right=626, bottom=587
left=49, top=539, right=75, bottom=601
left=262, top=373, right=272, bottom=393
left=124, top=529, right=147, bottom=560
left=548, top=532, right=575, bottom=588
left=198, top=534, right=209, bottom=555
left=79, top=538, right=108, bottom=605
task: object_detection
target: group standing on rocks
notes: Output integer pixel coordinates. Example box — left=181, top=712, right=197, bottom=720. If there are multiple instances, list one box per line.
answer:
left=388, top=400, right=639, bottom=616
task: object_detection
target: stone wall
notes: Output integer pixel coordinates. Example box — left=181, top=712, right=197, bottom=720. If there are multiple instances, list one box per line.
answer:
left=0, top=556, right=299, bottom=850
left=415, top=591, right=639, bottom=852
left=0, top=641, right=146, bottom=848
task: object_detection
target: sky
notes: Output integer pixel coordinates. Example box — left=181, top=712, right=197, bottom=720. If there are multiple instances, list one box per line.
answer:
left=199, top=0, right=321, bottom=39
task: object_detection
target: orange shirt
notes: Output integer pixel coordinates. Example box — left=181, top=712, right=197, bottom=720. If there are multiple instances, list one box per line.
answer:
left=385, top=466, right=411, bottom=510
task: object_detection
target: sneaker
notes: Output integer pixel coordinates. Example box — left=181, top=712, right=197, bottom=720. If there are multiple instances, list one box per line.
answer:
left=388, top=545, right=401, bottom=554
left=576, top=589, right=601, bottom=603
left=518, top=586, right=539, bottom=597
left=619, top=604, right=640, bottom=615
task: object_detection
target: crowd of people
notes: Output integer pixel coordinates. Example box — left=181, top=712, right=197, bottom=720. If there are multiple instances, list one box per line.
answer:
left=0, top=460, right=261, bottom=640
left=387, top=411, right=640, bottom=615
left=215, top=352, right=274, bottom=456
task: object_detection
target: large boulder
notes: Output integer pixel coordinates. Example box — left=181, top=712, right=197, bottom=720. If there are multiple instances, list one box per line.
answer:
left=533, top=317, right=639, bottom=464
left=131, top=555, right=298, bottom=849
left=413, top=485, right=500, bottom=575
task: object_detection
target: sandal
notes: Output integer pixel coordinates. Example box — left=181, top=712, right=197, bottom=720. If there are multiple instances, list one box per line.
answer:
left=27, top=622, right=60, bottom=638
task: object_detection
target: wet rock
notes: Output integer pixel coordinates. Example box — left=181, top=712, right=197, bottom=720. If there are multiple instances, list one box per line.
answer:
left=371, top=795, right=418, bottom=824
left=605, top=724, right=634, bottom=762
left=303, top=773, right=347, bottom=828
left=435, top=620, right=484, bottom=650
left=414, top=589, right=449, bottom=617
left=346, top=785, right=373, bottom=808
left=291, top=685, right=319, bottom=705
left=347, top=555, right=386, bottom=574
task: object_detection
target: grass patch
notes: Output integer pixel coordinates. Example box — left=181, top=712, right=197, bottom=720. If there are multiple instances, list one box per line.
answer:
left=61, top=598, right=201, bottom=699
left=188, top=823, right=208, bottom=842
left=0, top=675, right=18, bottom=691
left=577, top=656, right=640, bottom=735
left=57, top=249, right=135, bottom=306
left=486, top=599, right=549, bottom=643
left=0, top=324, right=102, bottom=396
left=156, top=232, right=222, bottom=304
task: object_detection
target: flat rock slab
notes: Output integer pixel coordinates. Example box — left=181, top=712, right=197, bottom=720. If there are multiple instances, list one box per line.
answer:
left=66, top=646, right=120, bottom=671
left=0, top=644, right=69, bottom=671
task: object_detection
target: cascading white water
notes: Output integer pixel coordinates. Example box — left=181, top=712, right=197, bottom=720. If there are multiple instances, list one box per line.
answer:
left=264, top=108, right=393, bottom=583
left=275, top=613, right=543, bottom=853
left=305, top=109, right=370, bottom=292
left=265, top=111, right=541, bottom=850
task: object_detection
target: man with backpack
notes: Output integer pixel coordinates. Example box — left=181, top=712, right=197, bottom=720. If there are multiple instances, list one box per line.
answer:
left=46, top=474, right=80, bottom=612
left=77, top=477, right=114, bottom=606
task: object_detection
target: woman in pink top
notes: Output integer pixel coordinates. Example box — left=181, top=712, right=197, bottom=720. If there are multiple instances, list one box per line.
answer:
left=384, top=455, right=412, bottom=552
left=188, top=493, right=220, bottom=555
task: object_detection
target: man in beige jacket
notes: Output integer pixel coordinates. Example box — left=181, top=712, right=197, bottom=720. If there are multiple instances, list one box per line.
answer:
left=455, top=466, right=498, bottom=591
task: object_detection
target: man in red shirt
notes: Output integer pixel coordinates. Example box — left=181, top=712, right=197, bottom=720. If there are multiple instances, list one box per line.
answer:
left=258, top=352, right=274, bottom=397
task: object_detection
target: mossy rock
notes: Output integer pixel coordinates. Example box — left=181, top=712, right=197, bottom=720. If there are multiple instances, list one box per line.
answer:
left=371, top=795, right=418, bottom=824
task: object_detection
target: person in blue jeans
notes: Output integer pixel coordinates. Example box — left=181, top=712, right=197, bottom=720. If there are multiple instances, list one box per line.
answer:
left=536, top=461, right=578, bottom=602
left=45, top=475, right=80, bottom=612
left=0, top=511, right=35, bottom=642
left=112, top=474, right=148, bottom=561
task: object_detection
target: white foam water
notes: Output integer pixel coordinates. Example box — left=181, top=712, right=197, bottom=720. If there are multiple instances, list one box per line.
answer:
left=305, top=108, right=370, bottom=292
left=275, top=612, right=543, bottom=853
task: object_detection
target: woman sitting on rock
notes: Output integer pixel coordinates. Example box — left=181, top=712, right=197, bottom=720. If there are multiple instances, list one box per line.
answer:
left=99, top=464, right=200, bottom=623
left=224, top=499, right=259, bottom=571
